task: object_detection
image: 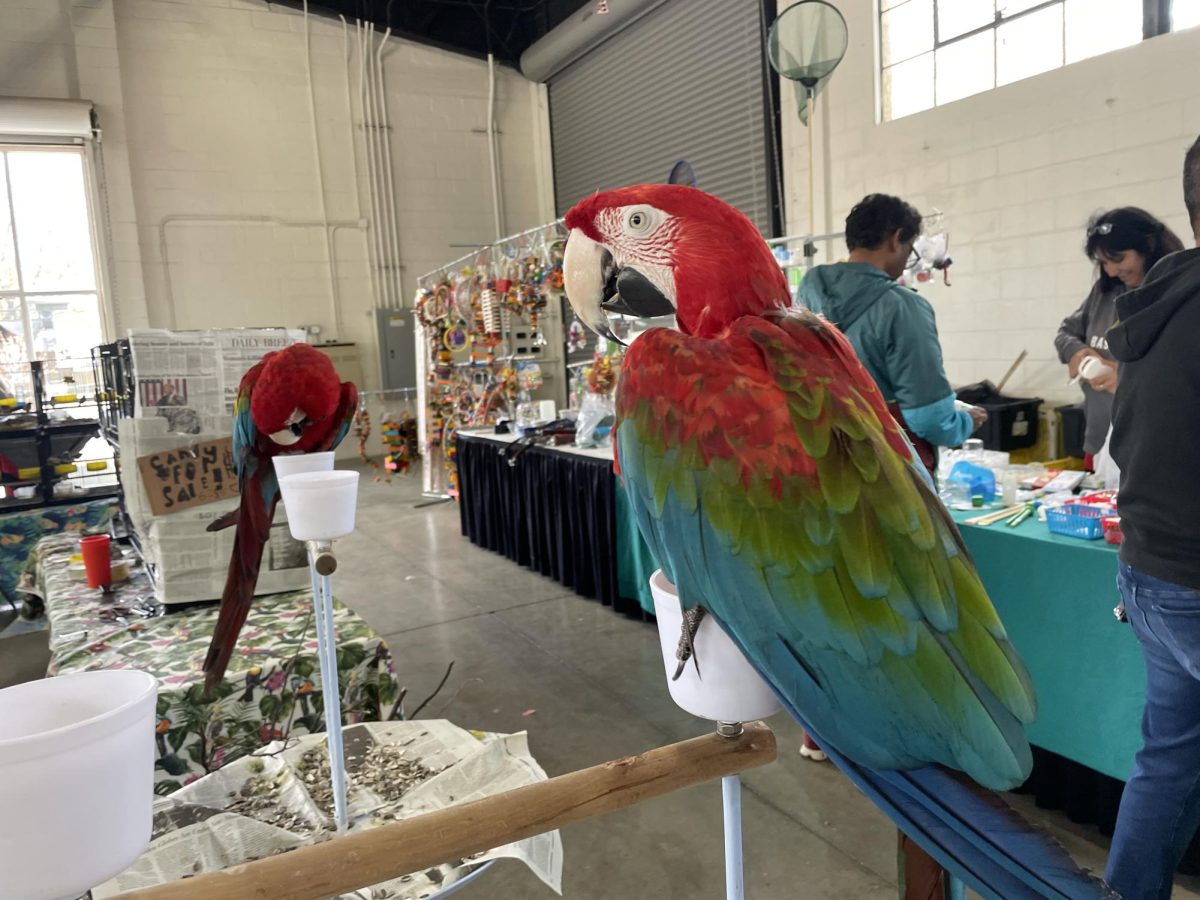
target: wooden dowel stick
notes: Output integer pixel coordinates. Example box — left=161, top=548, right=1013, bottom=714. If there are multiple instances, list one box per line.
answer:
left=964, top=504, right=1026, bottom=526
left=995, top=349, right=1028, bottom=394
left=120, top=722, right=777, bottom=900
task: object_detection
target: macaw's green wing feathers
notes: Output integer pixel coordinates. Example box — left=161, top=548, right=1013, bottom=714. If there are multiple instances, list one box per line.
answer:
left=231, top=362, right=263, bottom=481
left=615, top=308, right=1036, bottom=790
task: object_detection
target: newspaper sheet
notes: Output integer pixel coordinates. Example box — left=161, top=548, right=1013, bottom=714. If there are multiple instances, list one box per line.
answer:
left=129, top=328, right=303, bottom=430
left=94, top=720, right=563, bottom=899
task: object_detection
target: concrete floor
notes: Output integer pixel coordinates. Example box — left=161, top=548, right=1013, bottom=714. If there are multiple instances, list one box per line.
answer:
left=3, top=465, right=1197, bottom=897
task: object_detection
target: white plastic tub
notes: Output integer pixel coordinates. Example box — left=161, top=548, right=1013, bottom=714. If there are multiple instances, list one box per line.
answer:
left=0, top=670, right=157, bottom=900
left=272, top=450, right=335, bottom=480
left=650, top=570, right=782, bottom=723
left=278, top=470, right=359, bottom=541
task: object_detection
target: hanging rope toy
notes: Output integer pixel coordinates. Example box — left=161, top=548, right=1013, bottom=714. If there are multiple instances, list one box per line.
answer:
left=352, top=398, right=386, bottom=481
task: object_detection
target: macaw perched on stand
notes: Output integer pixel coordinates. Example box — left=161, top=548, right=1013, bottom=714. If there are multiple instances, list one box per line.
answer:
left=562, top=185, right=1112, bottom=900
left=202, top=343, right=356, bottom=693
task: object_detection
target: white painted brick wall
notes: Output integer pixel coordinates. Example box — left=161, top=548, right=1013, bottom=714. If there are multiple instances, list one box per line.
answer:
left=1, top=0, right=551, bottom=390
left=781, top=1, right=1200, bottom=406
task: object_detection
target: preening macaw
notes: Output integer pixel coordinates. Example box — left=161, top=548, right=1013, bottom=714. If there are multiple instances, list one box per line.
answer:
left=202, top=343, right=356, bottom=693
left=562, top=185, right=1111, bottom=900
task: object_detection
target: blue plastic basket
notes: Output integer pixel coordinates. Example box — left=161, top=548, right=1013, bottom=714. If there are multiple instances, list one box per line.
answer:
left=1045, top=504, right=1108, bottom=540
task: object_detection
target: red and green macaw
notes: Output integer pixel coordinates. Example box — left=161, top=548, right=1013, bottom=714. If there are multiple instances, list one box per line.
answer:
left=562, top=185, right=1110, bottom=899
left=202, top=343, right=356, bottom=693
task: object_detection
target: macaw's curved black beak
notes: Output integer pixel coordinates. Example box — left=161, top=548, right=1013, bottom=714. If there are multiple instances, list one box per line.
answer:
left=563, top=228, right=675, bottom=347
left=601, top=268, right=676, bottom=319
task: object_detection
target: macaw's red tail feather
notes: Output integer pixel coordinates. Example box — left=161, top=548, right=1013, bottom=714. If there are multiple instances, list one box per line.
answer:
left=206, top=509, right=239, bottom=533
left=202, top=490, right=276, bottom=694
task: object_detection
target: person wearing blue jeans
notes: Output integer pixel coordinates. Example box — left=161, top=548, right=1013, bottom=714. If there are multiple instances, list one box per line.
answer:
left=1107, top=564, right=1200, bottom=898
left=1105, top=134, right=1200, bottom=899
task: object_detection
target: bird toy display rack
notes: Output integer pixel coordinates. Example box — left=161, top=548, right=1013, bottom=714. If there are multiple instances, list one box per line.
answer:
left=414, top=219, right=569, bottom=500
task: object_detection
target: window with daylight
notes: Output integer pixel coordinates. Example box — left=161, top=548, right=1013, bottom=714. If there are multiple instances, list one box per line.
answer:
left=0, top=147, right=105, bottom=402
left=881, top=0, right=1199, bottom=121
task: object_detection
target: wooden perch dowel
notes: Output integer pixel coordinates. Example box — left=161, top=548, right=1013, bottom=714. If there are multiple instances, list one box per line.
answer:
left=120, top=721, right=777, bottom=900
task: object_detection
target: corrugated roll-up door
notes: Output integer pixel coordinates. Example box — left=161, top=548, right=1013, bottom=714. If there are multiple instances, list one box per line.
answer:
left=549, top=0, right=776, bottom=235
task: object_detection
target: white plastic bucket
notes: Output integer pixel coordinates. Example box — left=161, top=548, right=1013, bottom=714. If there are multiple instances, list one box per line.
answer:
left=0, top=669, right=157, bottom=900
left=278, top=470, right=359, bottom=541
left=272, top=450, right=335, bottom=480
left=651, top=570, right=782, bottom=723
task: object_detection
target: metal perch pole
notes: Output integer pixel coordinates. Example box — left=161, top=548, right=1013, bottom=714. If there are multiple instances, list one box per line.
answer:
left=718, top=721, right=747, bottom=900
left=306, top=540, right=349, bottom=834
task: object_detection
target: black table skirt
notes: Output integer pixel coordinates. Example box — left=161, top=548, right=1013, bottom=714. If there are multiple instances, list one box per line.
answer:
left=456, top=431, right=1200, bottom=868
left=457, top=432, right=646, bottom=617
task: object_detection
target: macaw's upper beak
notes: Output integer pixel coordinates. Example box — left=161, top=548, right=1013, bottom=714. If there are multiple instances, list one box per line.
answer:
left=563, top=229, right=675, bottom=345
left=268, top=409, right=307, bottom=446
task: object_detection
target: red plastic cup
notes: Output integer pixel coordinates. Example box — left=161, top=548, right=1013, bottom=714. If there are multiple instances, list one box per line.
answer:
left=80, top=535, right=112, bottom=590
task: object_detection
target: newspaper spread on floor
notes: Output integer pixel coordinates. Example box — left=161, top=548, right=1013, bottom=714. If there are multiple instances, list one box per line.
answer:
left=94, top=720, right=563, bottom=899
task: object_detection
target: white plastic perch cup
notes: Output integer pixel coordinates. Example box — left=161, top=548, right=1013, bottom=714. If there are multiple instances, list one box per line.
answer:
left=0, top=669, right=157, bottom=900
left=651, top=570, right=782, bottom=723
left=278, top=470, right=360, bottom=542
left=272, top=450, right=335, bottom=480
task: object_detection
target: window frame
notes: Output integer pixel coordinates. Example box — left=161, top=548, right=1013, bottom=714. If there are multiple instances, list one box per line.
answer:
left=0, top=143, right=111, bottom=389
left=879, top=0, right=1181, bottom=121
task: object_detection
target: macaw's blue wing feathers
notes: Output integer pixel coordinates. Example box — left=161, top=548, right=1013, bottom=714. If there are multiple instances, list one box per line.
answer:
left=615, top=308, right=1109, bottom=898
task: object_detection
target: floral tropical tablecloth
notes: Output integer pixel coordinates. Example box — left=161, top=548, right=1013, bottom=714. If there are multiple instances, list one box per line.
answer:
left=20, top=535, right=403, bottom=794
left=0, top=498, right=116, bottom=608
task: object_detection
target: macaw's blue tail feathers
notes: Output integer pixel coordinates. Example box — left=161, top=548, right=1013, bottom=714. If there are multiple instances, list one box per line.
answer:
left=788, top=709, right=1116, bottom=900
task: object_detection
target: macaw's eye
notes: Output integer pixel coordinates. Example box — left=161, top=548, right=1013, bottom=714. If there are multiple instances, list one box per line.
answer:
left=627, top=210, right=650, bottom=233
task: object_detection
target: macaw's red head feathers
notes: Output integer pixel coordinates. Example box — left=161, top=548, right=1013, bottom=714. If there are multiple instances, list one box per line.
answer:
left=249, top=343, right=343, bottom=450
left=563, top=184, right=789, bottom=340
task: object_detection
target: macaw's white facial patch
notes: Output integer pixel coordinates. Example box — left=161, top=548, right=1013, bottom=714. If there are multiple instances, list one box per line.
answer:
left=595, top=204, right=680, bottom=308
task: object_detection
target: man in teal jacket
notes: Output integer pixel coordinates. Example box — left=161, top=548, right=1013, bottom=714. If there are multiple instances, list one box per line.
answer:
left=799, top=193, right=985, bottom=472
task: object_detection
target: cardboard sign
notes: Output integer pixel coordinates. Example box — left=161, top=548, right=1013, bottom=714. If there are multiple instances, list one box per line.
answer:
left=137, top=437, right=239, bottom=516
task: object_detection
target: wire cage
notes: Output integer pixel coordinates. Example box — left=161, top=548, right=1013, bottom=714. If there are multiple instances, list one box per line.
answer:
left=91, top=339, right=135, bottom=445
left=0, top=357, right=119, bottom=511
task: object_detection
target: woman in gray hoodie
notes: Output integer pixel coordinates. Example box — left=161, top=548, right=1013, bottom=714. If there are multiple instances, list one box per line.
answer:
left=1055, top=207, right=1184, bottom=465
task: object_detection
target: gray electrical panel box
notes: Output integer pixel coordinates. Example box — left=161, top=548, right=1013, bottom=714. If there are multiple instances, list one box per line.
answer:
left=375, top=308, right=418, bottom=390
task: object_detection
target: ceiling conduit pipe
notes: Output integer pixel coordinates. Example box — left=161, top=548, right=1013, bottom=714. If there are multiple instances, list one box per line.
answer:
left=518, top=0, right=671, bottom=83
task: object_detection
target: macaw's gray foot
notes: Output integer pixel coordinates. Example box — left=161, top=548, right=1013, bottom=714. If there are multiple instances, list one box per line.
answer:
left=672, top=605, right=707, bottom=681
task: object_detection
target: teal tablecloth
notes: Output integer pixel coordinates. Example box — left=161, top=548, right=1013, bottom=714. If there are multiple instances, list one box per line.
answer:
left=950, top=510, right=1139, bottom=781
left=615, top=486, right=657, bottom=615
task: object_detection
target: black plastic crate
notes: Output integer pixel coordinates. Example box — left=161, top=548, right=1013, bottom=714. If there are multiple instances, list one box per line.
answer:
left=1056, top=404, right=1086, bottom=458
left=956, top=381, right=1043, bottom=452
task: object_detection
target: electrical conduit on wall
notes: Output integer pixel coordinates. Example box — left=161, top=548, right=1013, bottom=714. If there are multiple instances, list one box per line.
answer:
left=301, top=0, right=343, bottom=340
left=374, top=27, right=405, bottom=309
left=487, top=53, right=506, bottom=240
